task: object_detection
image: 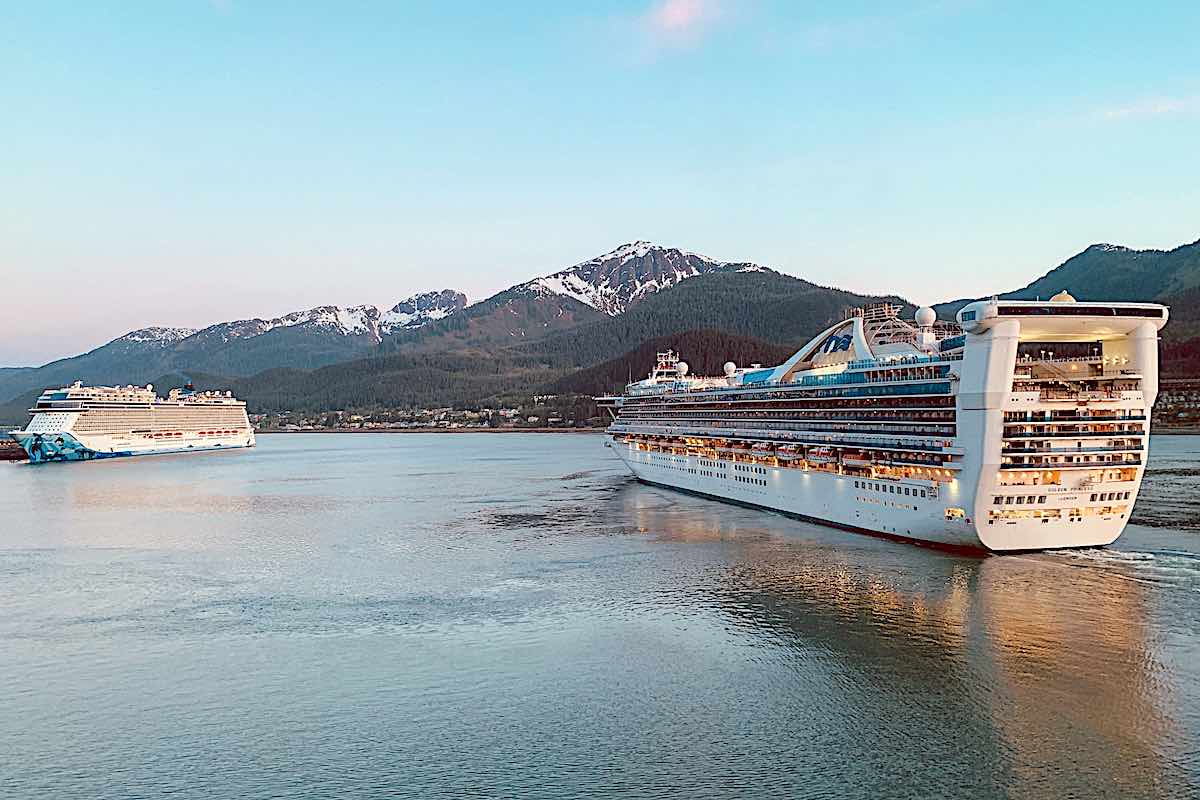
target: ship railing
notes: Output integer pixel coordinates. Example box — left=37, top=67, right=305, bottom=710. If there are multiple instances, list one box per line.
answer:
left=608, top=423, right=958, bottom=455
left=1017, top=355, right=1104, bottom=364
left=1037, top=389, right=1139, bottom=401
left=619, top=418, right=956, bottom=438
left=844, top=353, right=963, bottom=370
left=1001, top=444, right=1144, bottom=454
left=1003, top=414, right=1147, bottom=424
left=1000, top=457, right=1142, bottom=470
left=1002, top=428, right=1145, bottom=439
left=617, top=417, right=955, bottom=434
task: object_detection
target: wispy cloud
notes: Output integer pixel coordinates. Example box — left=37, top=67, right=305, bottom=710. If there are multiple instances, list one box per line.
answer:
left=639, top=0, right=727, bottom=50
left=1101, top=96, right=1198, bottom=120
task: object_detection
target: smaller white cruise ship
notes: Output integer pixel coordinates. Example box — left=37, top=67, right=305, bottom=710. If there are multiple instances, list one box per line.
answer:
left=8, top=382, right=255, bottom=464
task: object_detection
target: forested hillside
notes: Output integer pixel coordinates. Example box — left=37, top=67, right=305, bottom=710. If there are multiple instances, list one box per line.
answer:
left=516, top=271, right=908, bottom=370
left=935, top=238, right=1200, bottom=329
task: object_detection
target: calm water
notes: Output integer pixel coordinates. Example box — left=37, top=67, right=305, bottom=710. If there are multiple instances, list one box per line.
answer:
left=3, top=433, right=1199, bottom=799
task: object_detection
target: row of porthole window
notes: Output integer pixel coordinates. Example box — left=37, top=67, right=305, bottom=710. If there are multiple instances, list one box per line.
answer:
left=853, top=480, right=928, bottom=499
left=735, top=475, right=766, bottom=486
left=649, top=459, right=694, bottom=473
left=994, top=494, right=1048, bottom=505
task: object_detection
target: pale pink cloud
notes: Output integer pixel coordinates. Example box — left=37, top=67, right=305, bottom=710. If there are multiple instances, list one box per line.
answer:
left=641, top=0, right=726, bottom=48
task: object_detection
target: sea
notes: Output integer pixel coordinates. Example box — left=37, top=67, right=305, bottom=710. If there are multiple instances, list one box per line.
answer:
left=2, top=433, right=1199, bottom=799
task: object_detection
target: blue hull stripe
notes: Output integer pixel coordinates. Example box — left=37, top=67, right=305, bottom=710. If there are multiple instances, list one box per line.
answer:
left=15, top=432, right=250, bottom=464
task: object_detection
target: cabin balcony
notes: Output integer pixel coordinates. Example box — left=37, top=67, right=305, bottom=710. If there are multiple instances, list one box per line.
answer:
left=1001, top=444, right=1144, bottom=456
left=1000, top=456, right=1142, bottom=470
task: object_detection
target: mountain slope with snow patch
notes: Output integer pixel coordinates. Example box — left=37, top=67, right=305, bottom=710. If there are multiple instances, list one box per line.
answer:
left=515, top=242, right=768, bottom=315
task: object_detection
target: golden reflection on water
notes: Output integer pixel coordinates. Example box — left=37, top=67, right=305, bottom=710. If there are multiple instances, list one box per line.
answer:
left=626, top=490, right=1186, bottom=796
left=975, top=555, right=1178, bottom=797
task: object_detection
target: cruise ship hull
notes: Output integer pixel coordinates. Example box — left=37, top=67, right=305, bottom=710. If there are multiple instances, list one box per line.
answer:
left=10, top=429, right=255, bottom=464
left=612, top=437, right=1130, bottom=552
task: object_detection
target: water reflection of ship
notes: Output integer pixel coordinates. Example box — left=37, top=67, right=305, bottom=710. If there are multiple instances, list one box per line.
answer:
left=624, top=491, right=1188, bottom=797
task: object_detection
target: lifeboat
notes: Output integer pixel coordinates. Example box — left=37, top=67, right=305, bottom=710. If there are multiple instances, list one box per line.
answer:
left=842, top=451, right=874, bottom=468
left=806, top=446, right=837, bottom=465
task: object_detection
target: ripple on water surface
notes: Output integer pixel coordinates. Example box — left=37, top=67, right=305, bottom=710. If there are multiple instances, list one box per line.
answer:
left=1, top=432, right=1198, bottom=799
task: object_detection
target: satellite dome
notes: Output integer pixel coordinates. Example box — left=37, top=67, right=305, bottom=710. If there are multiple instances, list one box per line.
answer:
left=915, top=306, right=936, bottom=327
left=723, top=361, right=737, bottom=377
left=1050, top=290, right=1077, bottom=303
left=676, top=361, right=689, bottom=376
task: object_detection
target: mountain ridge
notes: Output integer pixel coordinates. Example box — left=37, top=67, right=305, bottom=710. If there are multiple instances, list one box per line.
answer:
left=935, top=237, right=1200, bottom=318
left=513, top=241, right=768, bottom=315
left=4, top=235, right=1199, bottom=423
left=0, top=289, right=468, bottom=404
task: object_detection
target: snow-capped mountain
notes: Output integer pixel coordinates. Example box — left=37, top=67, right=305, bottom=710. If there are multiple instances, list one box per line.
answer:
left=189, top=290, right=469, bottom=346
left=380, top=289, right=468, bottom=330
left=0, top=290, right=470, bottom=404
left=516, top=241, right=769, bottom=315
left=115, top=327, right=200, bottom=346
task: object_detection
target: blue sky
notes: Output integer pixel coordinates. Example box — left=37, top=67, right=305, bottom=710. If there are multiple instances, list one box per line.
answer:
left=2, top=1, right=1198, bottom=365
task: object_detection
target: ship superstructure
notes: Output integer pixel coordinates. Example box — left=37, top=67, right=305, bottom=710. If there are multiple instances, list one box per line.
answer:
left=598, top=295, right=1167, bottom=551
left=8, top=382, right=255, bottom=463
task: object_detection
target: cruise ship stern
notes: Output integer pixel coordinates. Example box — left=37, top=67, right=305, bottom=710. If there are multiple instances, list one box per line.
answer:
left=958, top=296, right=1167, bottom=551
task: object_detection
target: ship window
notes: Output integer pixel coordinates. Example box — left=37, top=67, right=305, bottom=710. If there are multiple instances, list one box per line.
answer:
left=993, top=496, right=1002, bottom=505
left=1038, top=496, right=1047, bottom=504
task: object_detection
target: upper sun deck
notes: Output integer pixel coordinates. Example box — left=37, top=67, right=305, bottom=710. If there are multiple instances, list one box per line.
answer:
left=31, top=381, right=244, bottom=411
left=601, top=305, right=963, bottom=403
left=35, top=382, right=158, bottom=406
left=957, top=294, right=1168, bottom=340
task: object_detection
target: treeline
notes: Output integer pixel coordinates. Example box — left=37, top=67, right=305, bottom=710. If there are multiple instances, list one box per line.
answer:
left=182, top=351, right=568, bottom=413
left=516, top=271, right=909, bottom=370
left=1163, top=336, right=1200, bottom=378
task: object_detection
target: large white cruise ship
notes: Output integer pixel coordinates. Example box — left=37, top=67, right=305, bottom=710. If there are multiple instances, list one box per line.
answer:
left=8, top=382, right=255, bottom=464
left=598, top=294, right=1168, bottom=552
